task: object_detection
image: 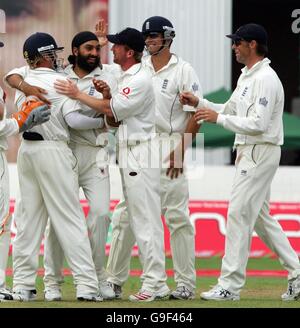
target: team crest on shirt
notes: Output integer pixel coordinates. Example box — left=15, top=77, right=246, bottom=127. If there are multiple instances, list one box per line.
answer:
left=192, top=83, right=199, bottom=92
left=89, top=86, right=96, bottom=96
left=259, top=97, right=268, bottom=107
left=162, top=79, right=169, bottom=91
left=242, top=87, right=248, bottom=96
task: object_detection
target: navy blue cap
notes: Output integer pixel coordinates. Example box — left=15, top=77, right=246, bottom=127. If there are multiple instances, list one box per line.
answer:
left=23, top=32, right=64, bottom=61
left=71, top=31, right=98, bottom=49
left=107, top=28, right=145, bottom=52
left=226, top=23, right=268, bottom=45
left=142, top=16, right=174, bottom=33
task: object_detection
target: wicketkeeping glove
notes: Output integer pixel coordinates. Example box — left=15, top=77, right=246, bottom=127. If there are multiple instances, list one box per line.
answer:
left=11, top=97, right=51, bottom=132
left=19, top=105, right=51, bottom=132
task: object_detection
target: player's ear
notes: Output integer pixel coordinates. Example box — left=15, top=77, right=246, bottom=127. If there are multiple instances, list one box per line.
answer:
left=73, top=47, right=79, bottom=56
left=126, top=49, right=134, bottom=58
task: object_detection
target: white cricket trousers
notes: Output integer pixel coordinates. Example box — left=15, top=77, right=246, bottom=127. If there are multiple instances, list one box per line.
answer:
left=13, top=140, right=98, bottom=295
left=0, top=151, right=11, bottom=289
left=107, top=135, right=196, bottom=291
left=219, top=144, right=300, bottom=294
left=117, top=138, right=168, bottom=293
left=43, top=143, right=111, bottom=288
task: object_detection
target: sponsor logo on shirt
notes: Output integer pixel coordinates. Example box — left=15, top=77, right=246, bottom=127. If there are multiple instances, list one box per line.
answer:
left=120, top=87, right=131, bottom=98
left=259, top=97, right=268, bottom=107
left=241, top=170, right=247, bottom=176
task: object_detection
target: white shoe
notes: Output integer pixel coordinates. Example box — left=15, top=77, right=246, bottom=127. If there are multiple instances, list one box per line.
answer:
left=44, top=288, right=62, bottom=301
left=201, top=285, right=240, bottom=301
left=129, top=287, right=169, bottom=302
left=77, top=293, right=103, bottom=302
left=169, top=286, right=195, bottom=300
left=281, top=276, right=300, bottom=301
left=12, top=289, right=37, bottom=301
left=99, top=281, right=115, bottom=300
left=0, top=288, right=15, bottom=301
left=108, top=282, right=122, bottom=299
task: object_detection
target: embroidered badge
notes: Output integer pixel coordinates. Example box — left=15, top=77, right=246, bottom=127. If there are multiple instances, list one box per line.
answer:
left=259, top=97, right=268, bottom=107
left=89, top=86, right=95, bottom=96
left=192, top=83, right=199, bottom=92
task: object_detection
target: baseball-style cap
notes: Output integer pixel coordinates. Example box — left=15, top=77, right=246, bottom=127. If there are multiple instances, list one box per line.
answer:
left=107, top=28, right=145, bottom=52
left=226, top=23, right=268, bottom=45
left=23, top=32, right=64, bottom=61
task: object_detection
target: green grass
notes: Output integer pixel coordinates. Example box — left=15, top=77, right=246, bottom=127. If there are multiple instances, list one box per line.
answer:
left=1, top=256, right=300, bottom=308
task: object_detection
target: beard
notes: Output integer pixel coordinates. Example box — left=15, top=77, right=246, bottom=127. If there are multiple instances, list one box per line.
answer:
left=76, top=53, right=100, bottom=72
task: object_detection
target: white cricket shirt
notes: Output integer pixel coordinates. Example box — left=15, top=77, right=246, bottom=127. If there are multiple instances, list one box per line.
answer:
left=110, top=63, right=156, bottom=143
left=64, top=65, right=118, bottom=146
left=143, top=54, right=203, bottom=134
left=0, top=86, right=19, bottom=150
left=216, top=58, right=284, bottom=146
left=10, top=67, right=81, bottom=141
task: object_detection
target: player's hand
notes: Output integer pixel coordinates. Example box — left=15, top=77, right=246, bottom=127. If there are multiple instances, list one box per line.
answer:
left=54, top=79, right=80, bottom=99
left=179, top=91, right=199, bottom=107
left=105, top=115, right=120, bottom=128
left=93, top=79, right=112, bottom=99
left=95, top=19, right=108, bottom=47
left=22, top=84, right=51, bottom=105
left=166, top=149, right=184, bottom=179
left=194, top=108, right=218, bottom=123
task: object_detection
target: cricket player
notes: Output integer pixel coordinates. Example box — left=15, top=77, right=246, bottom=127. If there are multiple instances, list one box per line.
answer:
left=54, top=27, right=170, bottom=302
left=181, top=23, right=300, bottom=301
left=0, top=38, right=51, bottom=301
left=42, top=31, right=117, bottom=300
left=4, top=31, right=117, bottom=300
left=3, top=32, right=102, bottom=302
left=106, top=16, right=202, bottom=300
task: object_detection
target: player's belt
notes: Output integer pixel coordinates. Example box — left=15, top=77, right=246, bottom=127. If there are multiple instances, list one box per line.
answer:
left=23, top=132, right=44, bottom=141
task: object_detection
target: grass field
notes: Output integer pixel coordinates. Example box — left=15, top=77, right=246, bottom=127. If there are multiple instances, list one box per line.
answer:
left=1, top=256, right=300, bottom=308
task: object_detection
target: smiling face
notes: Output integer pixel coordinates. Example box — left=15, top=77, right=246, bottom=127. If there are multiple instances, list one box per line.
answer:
left=74, top=40, right=101, bottom=72
left=111, top=43, right=131, bottom=66
left=144, top=32, right=167, bottom=55
left=232, top=39, right=252, bottom=65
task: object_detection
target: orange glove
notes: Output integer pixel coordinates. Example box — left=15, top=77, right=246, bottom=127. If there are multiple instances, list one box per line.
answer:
left=12, top=97, right=45, bottom=128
